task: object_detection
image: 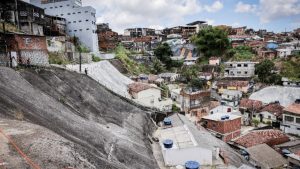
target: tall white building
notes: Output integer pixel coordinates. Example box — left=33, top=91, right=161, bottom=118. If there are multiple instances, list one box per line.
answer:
left=30, top=0, right=99, bottom=53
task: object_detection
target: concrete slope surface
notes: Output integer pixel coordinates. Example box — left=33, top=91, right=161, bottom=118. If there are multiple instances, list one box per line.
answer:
left=250, top=86, right=300, bottom=107
left=66, top=61, right=133, bottom=98
left=0, top=67, right=158, bottom=169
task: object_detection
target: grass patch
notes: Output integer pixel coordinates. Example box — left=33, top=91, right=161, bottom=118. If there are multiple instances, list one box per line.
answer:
left=115, top=45, right=150, bottom=75
left=280, top=57, right=300, bottom=81
left=49, top=52, right=70, bottom=65
left=92, top=54, right=101, bottom=62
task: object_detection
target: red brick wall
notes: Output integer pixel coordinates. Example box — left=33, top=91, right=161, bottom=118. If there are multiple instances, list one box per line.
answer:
left=206, top=118, right=241, bottom=134
left=8, top=34, right=47, bottom=51
left=224, top=130, right=241, bottom=142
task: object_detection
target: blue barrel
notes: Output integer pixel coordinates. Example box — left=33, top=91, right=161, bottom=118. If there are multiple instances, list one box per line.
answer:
left=163, top=118, right=172, bottom=125
left=225, top=115, right=230, bottom=119
left=221, top=116, right=227, bottom=120
left=185, top=161, right=200, bottom=169
left=163, top=139, right=173, bottom=148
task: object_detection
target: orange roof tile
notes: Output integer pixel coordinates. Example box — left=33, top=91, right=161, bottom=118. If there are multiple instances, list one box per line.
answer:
left=284, top=104, right=300, bottom=115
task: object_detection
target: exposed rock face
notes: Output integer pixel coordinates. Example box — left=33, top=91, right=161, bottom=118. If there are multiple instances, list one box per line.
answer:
left=250, top=86, right=300, bottom=107
left=0, top=67, right=158, bottom=169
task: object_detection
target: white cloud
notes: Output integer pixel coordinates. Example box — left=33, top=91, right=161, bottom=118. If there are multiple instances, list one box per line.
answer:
left=83, top=0, right=202, bottom=33
left=205, top=19, right=215, bottom=25
left=259, top=0, right=300, bottom=23
left=204, top=1, right=223, bottom=13
left=232, top=22, right=240, bottom=27
left=234, top=1, right=257, bottom=13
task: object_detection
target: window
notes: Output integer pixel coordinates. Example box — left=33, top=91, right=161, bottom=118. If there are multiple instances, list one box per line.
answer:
left=79, top=29, right=82, bottom=31
left=285, top=115, right=294, bottom=122
left=60, top=6, right=62, bottom=8
left=86, top=28, right=90, bottom=30
left=72, top=12, right=75, bottom=14
left=79, top=20, right=82, bottom=22
left=86, top=19, right=89, bottom=22
left=244, top=71, right=248, bottom=74
left=55, top=6, right=58, bottom=8
left=67, top=13, right=71, bottom=15
left=237, top=64, right=242, bottom=67
left=61, top=14, right=64, bottom=16
left=68, top=21, right=71, bottom=24
left=74, top=30, right=77, bottom=32
left=268, top=115, right=271, bottom=119
left=69, top=30, right=72, bottom=32
left=237, top=71, right=241, bottom=74
left=78, top=12, right=81, bottom=14
left=296, top=118, right=300, bottom=124
left=85, top=11, right=88, bottom=13
left=244, top=64, right=248, bottom=67
left=50, top=7, right=53, bottom=9
left=67, top=4, right=70, bottom=6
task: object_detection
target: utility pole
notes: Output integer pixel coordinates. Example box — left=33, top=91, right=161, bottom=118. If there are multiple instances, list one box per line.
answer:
left=79, top=49, right=82, bottom=72
left=15, top=0, right=19, bottom=30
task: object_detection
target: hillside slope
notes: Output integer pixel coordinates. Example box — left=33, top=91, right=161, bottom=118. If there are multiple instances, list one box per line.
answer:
left=66, top=61, right=133, bottom=98
left=0, top=67, right=158, bottom=169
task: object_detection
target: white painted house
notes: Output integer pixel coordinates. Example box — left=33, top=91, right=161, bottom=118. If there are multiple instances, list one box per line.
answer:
left=221, top=89, right=242, bottom=107
left=30, top=0, right=99, bottom=53
left=281, top=103, right=300, bottom=136
left=277, top=48, right=293, bottom=58
left=224, top=61, right=258, bottom=78
left=128, top=82, right=172, bottom=111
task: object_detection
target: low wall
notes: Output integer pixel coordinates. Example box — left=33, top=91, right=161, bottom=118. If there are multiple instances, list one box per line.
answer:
left=68, top=52, right=92, bottom=64
left=20, top=50, right=49, bottom=66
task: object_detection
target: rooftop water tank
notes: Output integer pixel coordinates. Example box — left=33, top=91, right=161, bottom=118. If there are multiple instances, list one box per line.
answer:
left=164, top=118, right=172, bottom=126
left=185, top=161, right=200, bottom=169
left=163, top=139, right=173, bottom=149
left=221, top=116, right=227, bottom=121
left=225, top=115, right=230, bottom=119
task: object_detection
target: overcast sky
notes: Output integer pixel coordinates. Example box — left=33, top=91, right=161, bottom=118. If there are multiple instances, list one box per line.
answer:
left=81, top=0, right=300, bottom=34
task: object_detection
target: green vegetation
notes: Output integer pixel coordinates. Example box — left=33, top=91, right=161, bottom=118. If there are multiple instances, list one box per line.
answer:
left=188, top=78, right=207, bottom=89
left=92, top=54, right=101, bottom=62
left=255, top=60, right=281, bottom=84
left=160, top=83, right=170, bottom=98
left=227, top=46, right=255, bottom=61
left=154, top=43, right=183, bottom=70
left=115, top=45, right=149, bottom=75
left=252, top=119, right=260, bottom=127
left=48, top=52, right=70, bottom=65
left=191, top=27, right=230, bottom=58
left=172, top=104, right=181, bottom=113
left=181, top=65, right=199, bottom=81
left=280, top=57, right=300, bottom=81
left=150, top=58, right=165, bottom=74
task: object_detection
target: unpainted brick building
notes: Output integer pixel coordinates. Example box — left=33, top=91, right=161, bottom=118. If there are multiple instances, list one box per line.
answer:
left=202, top=113, right=241, bottom=142
left=5, top=33, right=49, bottom=66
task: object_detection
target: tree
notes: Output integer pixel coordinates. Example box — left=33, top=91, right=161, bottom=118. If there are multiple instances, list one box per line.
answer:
left=255, top=60, right=275, bottom=83
left=192, top=27, right=230, bottom=58
left=150, top=58, right=165, bottom=74
left=252, top=119, right=260, bottom=127
left=154, top=43, right=173, bottom=69
left=189, top=78, right=206, bottom=90
left=181, top=65, right=199, bottom=81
